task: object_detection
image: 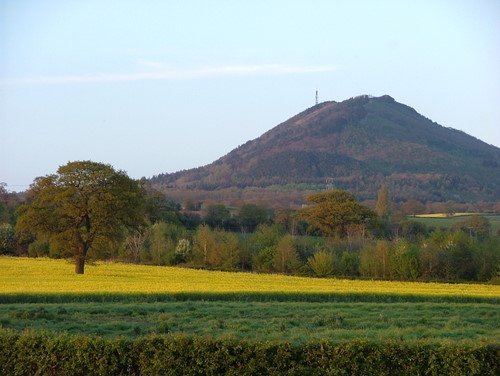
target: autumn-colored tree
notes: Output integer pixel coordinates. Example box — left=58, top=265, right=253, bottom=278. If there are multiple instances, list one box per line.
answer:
left=274, top=209, right=298, bottom=235
left=192, top=225, right=240, bottom=269
left=401, top=199, right=425, bottom=217
left=16, top=161, right=145, bottom=274
left=298, top=190, right=376, bottom=238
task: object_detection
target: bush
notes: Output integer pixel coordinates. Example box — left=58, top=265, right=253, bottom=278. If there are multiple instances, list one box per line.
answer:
left=0, top=330, right=497, bottom=375
left=308, top=250, right=335, bottom=277
left=27, top=241, right=50, bottom=257
left=0, top=223, right=16, bottom=255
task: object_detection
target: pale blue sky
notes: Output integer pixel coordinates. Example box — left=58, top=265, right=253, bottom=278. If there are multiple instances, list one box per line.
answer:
left=1, top=0, right=499, bottom=191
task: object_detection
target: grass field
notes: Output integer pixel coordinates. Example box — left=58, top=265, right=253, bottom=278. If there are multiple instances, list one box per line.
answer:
left=409, top=214, right=500, bottom=234
left=0, top=301, right=498, bottom=344
left=1, top=257, right=499, bottom=346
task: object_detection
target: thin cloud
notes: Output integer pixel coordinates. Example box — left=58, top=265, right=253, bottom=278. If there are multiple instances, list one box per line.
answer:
left=0, top=64, right=336, bottom=85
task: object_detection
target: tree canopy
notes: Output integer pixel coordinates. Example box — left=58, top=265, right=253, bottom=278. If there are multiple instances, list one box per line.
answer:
left=298, top=190, right=376, bottom=237
left=16, top=161, right=145, bottom=274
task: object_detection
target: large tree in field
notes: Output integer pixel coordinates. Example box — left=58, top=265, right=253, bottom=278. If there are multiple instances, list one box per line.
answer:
left=16, top=161, right=145, bottom=274
left=298, top=190, right=375, bottom=238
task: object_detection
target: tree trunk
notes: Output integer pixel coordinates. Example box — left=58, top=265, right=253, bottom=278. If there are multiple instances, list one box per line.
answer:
left=75, top=254, right=85, bottom=274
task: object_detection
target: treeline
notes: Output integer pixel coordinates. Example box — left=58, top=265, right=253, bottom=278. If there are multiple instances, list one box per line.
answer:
left=1, top=178, right=498, bottom=282
left=5, top=214, right=497, bottom=283
left=114, top=222, right=497, bottom=282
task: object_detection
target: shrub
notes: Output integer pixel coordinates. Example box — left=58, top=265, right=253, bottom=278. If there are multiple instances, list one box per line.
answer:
left=0, top=330, right=497, bottom=376
left=308, top=250, right=335, bottom=277
left=0, top=223, right=16, bottom=255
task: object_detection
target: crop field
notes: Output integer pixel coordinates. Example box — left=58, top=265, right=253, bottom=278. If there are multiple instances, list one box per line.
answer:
left=1, top=257, right=498, bottom=301
left=0, top=256, right=499, bottom=344
left=410, top=214, right=500, bottom=233
left=1, top=257, right=499, bottom=374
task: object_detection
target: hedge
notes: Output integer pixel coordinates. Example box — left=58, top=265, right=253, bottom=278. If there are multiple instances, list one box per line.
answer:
left=0, top=292, right=496, bottom=305
left=0, top=330, right=498, bottom=375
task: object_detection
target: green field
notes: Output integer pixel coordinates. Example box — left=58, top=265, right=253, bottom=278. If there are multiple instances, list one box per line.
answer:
left=0, top=257, right=499, bottom=345
left=1, top=257, right=499, bottom=374
left=0, top=301, right=498, bottom=344
left=409, top=214, right=500, bottom=234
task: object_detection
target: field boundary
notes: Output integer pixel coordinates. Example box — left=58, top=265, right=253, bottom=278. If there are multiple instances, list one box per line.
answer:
left=0, top=292, right=498, bottom=304
left=0, top=329, right=497, bottom=376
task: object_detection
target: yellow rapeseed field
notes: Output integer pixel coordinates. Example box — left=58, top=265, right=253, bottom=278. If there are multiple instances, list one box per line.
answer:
left=1, top=256, right=499, bottom=298
left=414, top=212, right=479, bottom=218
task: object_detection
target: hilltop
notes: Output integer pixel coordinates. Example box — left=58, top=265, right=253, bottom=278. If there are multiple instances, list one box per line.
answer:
left=151, top=95, right=500, bottom=204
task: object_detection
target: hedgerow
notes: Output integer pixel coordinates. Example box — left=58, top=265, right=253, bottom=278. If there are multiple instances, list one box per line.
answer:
left=0, top=292, right=497, bottom=305
left=0, top=330, right=497, bottom=376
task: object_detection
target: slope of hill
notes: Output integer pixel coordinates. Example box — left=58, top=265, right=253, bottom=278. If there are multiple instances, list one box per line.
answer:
left=151, top=95, right=500, bottom=203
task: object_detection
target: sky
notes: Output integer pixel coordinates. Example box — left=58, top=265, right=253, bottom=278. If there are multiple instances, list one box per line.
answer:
left=1, top=0, right=499, bottom=192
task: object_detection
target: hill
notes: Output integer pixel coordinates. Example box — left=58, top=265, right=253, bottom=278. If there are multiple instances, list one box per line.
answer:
left=151, top=95, right=500, bottom=204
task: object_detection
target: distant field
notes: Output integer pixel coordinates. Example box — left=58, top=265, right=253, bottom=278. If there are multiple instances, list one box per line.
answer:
left=414, top=212, right=485, bottom=218
left=409, top=214, right=500, bottom=234
left=1, top=257, right=498, bottom=346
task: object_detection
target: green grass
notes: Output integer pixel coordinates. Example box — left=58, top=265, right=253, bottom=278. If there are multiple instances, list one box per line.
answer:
left=0, top=301, right=498, bottom=344
left=409, top=214, right=500, bottom=233
left=1, top=257, right=498, bottom=347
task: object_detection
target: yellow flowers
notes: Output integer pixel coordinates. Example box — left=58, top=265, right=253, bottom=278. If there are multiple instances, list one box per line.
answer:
left=1, top=256, right=498, bottom=298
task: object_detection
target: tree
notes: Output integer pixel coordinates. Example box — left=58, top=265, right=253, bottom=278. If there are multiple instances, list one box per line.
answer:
left=192, top=224, right=216, bottom=266
left=401, top=199, right=425, bottom=217
left=238, top=204, right=271, bottom=233
left=375, top=184, right=390, bottom=219
left=140, top=181, right=182, bottom=225
left=205, top=204, right=231, bottom=229
left=122, top=229, right=148, bottom=263
left=308, top=250, right=335, bottom=277
left=359, top=240, right=390, bottom=278
left=298, top=190, right=376, bottom=238
left=442, top=231, right=478, bottom=280
left=0, top=182, right=21, bottom=224
left=453, top=215, right=491, bottom=239
left=273, top=234, right=298, bottom=274
left=216, top=230, right=240, bottom=270
left=274, top=209, right=299, bottom=235
left=338, top=251, right=360, bottom=276
left=192, top=225, right=240, bottom=269
left=150, top=221, right=176, bottom=265
left=0, top=223, right=16, bottom=255
left=16, top=161, right=145, bottom=274
left=389, top=239, right=420, bottom=280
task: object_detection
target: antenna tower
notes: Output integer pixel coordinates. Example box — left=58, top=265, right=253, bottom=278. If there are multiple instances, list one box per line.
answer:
left=315, top=90, right=319, bottom=105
